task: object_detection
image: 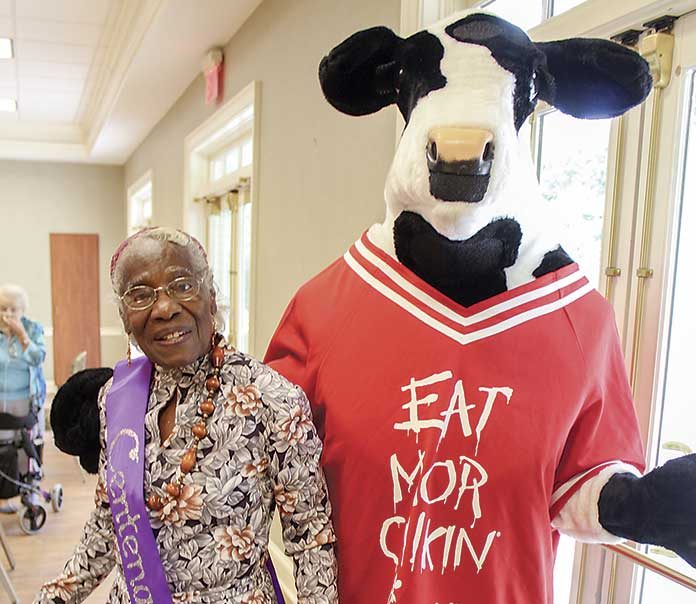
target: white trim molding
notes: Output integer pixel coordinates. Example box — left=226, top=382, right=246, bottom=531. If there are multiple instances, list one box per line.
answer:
left=183, top=81, right=259, bottom=243
left=127, top=169, right=154, bottom=234
left=401, top=0, right=696, bottom=40
left=79, top=0, right=167, bottom=153
left=183, top=81, right=261, bottom=356
left=529, top=0, right=696, bottom=41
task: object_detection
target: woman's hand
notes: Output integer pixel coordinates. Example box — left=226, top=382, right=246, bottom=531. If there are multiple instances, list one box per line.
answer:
left=3, top=315, right=29, bottom=348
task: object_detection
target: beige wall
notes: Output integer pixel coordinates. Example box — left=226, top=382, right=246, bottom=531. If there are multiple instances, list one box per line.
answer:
left=126, top=0, right=401, bottom=355
left=0, top=160, right=125, bottom=383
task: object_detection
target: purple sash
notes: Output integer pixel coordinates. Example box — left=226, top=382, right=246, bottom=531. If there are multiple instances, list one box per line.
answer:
left=106, top=356, right=287, bottom=604
left=267, top=558, right=285, bottom=604
left=106, top=356, right=172, bottom=604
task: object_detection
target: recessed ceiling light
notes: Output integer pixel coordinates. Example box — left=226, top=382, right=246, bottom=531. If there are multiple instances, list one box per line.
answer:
left=0, top=39, right=12, bottom=60
left=0, top=98, right=17, bottom=112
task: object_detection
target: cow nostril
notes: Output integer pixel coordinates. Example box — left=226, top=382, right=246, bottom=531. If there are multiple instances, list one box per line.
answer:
left=427, top=141, right=438, bottom=163
left=483, top=142, right=494, bottom=162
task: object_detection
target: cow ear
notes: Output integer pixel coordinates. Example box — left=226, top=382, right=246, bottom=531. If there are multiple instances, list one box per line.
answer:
left=319, top=26, right=404, bottom=116
left=535, top=38, right=652, bottom=119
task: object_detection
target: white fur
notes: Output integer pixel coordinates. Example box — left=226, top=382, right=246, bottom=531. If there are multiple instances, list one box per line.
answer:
left=375, top=10, right=562, bottom=289
left=552, top=463, right=642, bottom=543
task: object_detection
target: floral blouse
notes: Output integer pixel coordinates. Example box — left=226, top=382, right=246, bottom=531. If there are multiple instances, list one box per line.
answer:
left=36, top=348, right=338, bottom=604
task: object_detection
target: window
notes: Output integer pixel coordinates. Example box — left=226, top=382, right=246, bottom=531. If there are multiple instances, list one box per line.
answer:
left=208, top=135, right=253, bottom=183
left=235, top=198, right=253, bottom=352
left=127, top=172, right=153, bottom=235
left=207, top=197, right=233, bottom=337
left=203, top=186, right=253, bottom=353
left=551, top=0, right=586, bottom=15
left=478, top=0, right=544, bottom=30
left=479, top=0, right=589, bottom=25
left=536, top=109, right=612, bottom=288
left=207, top=105, right=254, bottom=185
left=184, top=83, right=259, bottom=354
left=632, top=67, right=696, bottom=604
left=420, top=1, right=589, bottom=29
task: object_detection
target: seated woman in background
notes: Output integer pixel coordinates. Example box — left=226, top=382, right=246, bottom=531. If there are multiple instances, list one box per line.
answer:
left=0, top=284, right=46, bottom=451
left=36, top=227, right=337, bottom=604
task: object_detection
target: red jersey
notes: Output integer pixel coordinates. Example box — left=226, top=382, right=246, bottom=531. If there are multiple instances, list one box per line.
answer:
left=265, top=232, right=645, bottom=604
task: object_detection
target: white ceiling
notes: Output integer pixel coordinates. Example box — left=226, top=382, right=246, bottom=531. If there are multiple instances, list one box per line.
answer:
left=0, top=0, right=110, bottom=123
left=0, top=0, right=263, bottom=164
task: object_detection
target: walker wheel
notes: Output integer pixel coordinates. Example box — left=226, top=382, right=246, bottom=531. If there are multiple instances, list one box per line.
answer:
left=51, top=484, right=64, bottom=512
left=18, top=504, right=46, bottom=534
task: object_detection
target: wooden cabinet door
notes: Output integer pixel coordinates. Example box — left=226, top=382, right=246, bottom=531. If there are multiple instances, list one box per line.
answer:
left=50, top=234, right=101, bottom=385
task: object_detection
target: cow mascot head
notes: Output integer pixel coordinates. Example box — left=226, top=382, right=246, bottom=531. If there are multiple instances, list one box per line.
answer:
left=320, top=11, right=651, bottom=304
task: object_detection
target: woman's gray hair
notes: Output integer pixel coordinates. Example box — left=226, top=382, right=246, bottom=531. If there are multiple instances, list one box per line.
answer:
left=110, top=227, right=226, bottom=331
left=111, top=227, right=212, bottom=294
left=0, top=284, right=29, bottom=314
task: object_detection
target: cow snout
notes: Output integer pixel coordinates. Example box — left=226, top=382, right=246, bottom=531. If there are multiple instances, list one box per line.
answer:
left=427, top=127, right=494, bottom=174
left=426, top=127, right=495, bottom=203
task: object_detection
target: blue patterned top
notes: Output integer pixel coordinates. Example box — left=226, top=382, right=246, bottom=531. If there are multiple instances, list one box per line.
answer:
left=0, top=317, right=46, bottom=405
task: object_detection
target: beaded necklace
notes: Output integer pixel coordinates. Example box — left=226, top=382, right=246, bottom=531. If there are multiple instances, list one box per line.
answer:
left=146, top=333, right=226, bottom=512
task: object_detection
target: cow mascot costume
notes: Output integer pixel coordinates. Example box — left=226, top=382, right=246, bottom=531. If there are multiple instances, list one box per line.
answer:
left=265, top=10, right=696, bottom=603
left=53, top=11, right=696, bottom=604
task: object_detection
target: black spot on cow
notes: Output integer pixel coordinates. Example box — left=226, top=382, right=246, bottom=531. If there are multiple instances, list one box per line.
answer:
left=394, top=31, right=448, bottom=122
left=393, top=215, right=574, bottom=306
left=532, top=246, right=574, bottom=278
left=318, top=27, right=446, bottom=123
left=394, top=212, right=522, bottom=307
left=428, top=171, right=491, bottom=203
left=445, top=14, right=549, bottom=131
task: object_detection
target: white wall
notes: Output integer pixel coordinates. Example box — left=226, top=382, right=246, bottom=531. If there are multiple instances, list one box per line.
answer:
left=125, top=0, right=401, bottom=356
left=0, top=160, right=125, bottom=384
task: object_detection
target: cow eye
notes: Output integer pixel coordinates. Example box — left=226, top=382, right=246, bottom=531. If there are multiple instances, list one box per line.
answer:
left=529, top=72, right=538, bottom=102
left=376, top=61, right=402, bottom=96
left=395, top=67, right=405, bottom=92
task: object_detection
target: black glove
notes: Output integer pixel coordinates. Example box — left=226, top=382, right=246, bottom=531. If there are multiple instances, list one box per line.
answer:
left=599, top=454, right=696, bottom=567
left=50, top=368, right=113, bottom=474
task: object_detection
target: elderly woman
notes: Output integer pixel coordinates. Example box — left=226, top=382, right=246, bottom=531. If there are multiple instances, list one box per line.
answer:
left=0, top=284, right=46, bottom=442
left=36, top=227, right=338, bottom=604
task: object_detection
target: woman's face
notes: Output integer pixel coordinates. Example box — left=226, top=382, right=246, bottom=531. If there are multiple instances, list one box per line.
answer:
left=118, top=241, right=216, bottom=368
left=0, top=297, right=22, bottom=329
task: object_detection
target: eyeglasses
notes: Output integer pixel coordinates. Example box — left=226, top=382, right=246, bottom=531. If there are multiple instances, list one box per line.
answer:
left=120, top=276, right=202, bottom=311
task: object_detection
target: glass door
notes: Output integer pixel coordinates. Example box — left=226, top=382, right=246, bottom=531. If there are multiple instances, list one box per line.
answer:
left=573, top=9, right=696, bottom=604
left=628, top=11, right=696, bottom=603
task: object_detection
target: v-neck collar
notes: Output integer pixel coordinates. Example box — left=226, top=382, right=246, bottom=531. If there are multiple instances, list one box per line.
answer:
left=149, top=355, right=208, bottom=449
left=343, top=231, right=592, bottom=346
